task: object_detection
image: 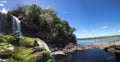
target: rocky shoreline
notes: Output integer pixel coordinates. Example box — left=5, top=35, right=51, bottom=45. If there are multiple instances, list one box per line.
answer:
left=52, top=40, right=120, bottom=62
left=104, top=45, right=120, bottom=62
left=0, top=35, right=120, bottom=62
left=87, top=41, right=120, bottom=62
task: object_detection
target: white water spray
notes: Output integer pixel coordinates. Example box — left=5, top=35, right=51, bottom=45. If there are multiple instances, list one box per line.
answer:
left=35, top=38, right=56, bottom=62
left=11, top=15, right=22, bottom=36
left=35, top=38, right=51, bottom=53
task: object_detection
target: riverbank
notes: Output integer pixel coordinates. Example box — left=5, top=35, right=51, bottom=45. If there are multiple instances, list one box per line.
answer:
left=90, top=41, right=120, bottom=62
left=0, top=35, right=120, bottom=62
left=52, top=40, right=120, bottom=53
left=92, top=41, right=120, bottom=49
left=52, top=40, right=120, bottom=62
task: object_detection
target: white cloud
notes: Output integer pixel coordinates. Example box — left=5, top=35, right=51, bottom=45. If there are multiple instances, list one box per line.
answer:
left=0, top=0, right=7, bottom=7
left=0, top=3, right=4, bottom=7
left=102, top=25, right=109, bottom=29
left=1, top=1, right=7, bottom=3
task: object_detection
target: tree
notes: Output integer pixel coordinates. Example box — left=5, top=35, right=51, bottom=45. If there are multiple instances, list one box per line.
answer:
left=9, top=4, right=76, bottom=43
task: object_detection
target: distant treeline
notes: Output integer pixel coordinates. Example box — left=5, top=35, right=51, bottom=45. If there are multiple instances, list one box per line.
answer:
left=77, top=35, right=120, bottom=40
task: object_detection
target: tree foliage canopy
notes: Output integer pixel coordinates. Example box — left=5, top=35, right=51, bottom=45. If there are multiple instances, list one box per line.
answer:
left=9, top=4, right=76, bottom=43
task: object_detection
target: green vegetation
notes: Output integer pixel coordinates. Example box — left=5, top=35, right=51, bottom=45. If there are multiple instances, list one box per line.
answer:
left=9, top=4, right=76, bottom=43
left=0, top=4, right=77, bottom=62
left=12, top=47, right=35, bottom=62
left=77, top=35, right=120, bottom=40
left=0, top=34, right=53, bottom=62
left=20, top=37, right=35, bottom=47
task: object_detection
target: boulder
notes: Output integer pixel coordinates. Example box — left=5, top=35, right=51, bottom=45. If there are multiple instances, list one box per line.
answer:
left=104, top=45, right=120, bottom=62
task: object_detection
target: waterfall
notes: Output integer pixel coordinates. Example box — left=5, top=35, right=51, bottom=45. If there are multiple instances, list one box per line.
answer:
left=0, top=8, right=22, bottom=36
left=35, top=38, right=51, bottom=53
left=35, top=38, right=56, bottom=62
left=11, top=15, right=22, bottom=36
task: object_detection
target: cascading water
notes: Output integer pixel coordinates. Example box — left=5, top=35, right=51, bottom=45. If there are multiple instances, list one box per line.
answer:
left=0, top=8, right=22, bottom=36
left=11, top=15, right=22, bottom=36
left=35, top=38, right=56, bottom=62
left=35, top=38, right=51, bottom=53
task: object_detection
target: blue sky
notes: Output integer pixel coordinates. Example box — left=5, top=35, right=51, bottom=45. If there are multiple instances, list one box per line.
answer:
left=0, top=0, right=120, bottom=38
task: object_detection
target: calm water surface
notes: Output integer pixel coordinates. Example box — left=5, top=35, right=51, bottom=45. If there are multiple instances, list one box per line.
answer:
left=71, top=38, right=120, bottom=62
left=70, top=48, right=116, bottom=62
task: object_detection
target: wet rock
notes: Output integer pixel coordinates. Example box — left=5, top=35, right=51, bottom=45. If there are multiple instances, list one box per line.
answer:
left=0, top=54, right=11, bottom=59
left=53, top=54, right=72, bottom=62
left=0, top=54, right=12, bottom=62
left=104, top=45, right=120, bottom=62
left=36, top=53, right=48, bottom=62
left=115, top=45, right=120, bottom=50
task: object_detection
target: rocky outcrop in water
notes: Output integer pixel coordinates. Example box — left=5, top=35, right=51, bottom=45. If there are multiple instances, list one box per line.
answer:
left=78, top=41, right=120, bottom=62
left=104, top=45, right=120, bottom=62
left=52, top=41, right=120, bottom=62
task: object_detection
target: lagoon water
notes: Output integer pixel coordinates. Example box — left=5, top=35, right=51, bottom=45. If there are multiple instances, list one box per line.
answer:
left=70, top=48, right=116, bottom=62
left=71, top=38, right=120, bottom=62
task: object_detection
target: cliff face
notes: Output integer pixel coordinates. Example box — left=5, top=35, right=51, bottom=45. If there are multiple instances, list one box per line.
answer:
left=0, top=13, right=13, bottom=34
left=0, top=34, right=53, bottom=62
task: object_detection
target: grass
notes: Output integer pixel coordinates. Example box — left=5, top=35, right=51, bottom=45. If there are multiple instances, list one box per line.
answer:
left=20, top=37, right=35, bottom=47
left=0, top=34, right=53, bottom=62
left=0, top=34, right=18, bottom=45
left=11, top=47, right=40, bottom=62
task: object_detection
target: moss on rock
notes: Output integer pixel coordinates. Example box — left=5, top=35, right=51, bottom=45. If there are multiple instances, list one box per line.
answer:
left=20, top=37, right=35, bottom=47
left=0, top=34, right=53, bottom=62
